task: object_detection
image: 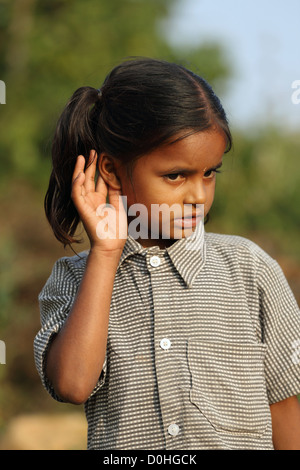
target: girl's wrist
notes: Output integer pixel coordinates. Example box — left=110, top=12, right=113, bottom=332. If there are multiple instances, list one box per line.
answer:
left=88, top=245, right=124, bottom=262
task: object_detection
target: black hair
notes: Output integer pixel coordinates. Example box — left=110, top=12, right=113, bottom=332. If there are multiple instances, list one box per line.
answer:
left=45, top=57, right=232, bottom=245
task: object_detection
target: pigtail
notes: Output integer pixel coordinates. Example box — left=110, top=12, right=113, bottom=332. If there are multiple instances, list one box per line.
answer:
left=44, top=86, right=101, bottom=246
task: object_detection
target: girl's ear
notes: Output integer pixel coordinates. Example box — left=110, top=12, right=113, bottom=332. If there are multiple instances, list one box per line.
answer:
left=98, top=153, right=122, bottom=190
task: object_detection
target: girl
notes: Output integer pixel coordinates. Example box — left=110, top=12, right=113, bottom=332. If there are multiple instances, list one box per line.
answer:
left=34, top=58, right=300, bottom=450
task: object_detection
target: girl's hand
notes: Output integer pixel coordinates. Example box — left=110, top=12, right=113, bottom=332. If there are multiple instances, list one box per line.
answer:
left=71, top=150, right=128, bottom=253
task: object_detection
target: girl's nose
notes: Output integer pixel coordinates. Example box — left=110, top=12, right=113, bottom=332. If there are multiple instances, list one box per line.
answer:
left=184, top=180, right=206, bottom=205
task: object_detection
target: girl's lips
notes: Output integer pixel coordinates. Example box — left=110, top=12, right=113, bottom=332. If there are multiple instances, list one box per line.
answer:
left=173, top=215, right=202, bottom=228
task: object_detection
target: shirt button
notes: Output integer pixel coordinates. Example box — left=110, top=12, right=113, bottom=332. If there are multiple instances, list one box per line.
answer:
left=149, top=255, right=161, bottom=267
left=168, top=423, right=180, bottom=436
left=160, top=338, right=171, bottom=350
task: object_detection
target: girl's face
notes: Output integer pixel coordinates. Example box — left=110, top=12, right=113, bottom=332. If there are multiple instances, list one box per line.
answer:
left=116, top=129, right=227, bottom=248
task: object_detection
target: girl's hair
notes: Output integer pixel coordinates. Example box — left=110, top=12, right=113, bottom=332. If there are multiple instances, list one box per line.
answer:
left=45, top=57, right=232, bottom=246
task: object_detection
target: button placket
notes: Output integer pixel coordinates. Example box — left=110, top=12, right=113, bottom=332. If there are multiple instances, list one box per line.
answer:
left=150, top=256, right=180, bottom=447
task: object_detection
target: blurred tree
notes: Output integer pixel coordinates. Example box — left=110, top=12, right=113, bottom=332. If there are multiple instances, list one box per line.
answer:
left=0, top=0, right=230, bottom=185
left=209, top=126, right=300, bottom=259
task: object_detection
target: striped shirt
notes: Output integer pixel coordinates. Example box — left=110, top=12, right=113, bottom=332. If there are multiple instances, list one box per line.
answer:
left=34, top=222, right=300, bottom=450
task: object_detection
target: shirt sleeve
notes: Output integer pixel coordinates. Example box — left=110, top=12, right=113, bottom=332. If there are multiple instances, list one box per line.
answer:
left=256, top=249, right=300, bottom=404
left=33, top=254, right=107, bottom=402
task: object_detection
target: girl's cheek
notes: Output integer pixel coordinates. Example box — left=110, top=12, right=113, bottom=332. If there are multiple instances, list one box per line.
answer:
left=173, top=181, right=185, bottom=191
left=204, top=193, right=215, bottom=215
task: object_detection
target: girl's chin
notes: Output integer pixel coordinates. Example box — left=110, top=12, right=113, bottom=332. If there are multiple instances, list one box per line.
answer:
left=171, top=226, right=197, bottom=240
left=128, top=218, right=201, bottom=247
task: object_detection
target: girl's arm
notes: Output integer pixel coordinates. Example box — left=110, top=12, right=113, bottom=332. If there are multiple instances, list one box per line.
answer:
left=45, top=151, right=127, bottom=404
left=270, top=395, right=300, bottom=449
left=45, top=248, right=121, bottom=404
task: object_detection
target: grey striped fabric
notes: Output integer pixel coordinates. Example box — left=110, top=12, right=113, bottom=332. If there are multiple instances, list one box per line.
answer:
left=34, top=222, right=300, bottom=450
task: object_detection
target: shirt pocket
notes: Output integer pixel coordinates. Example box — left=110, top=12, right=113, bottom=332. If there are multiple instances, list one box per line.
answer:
left=188, top=340, right=269, bottom=436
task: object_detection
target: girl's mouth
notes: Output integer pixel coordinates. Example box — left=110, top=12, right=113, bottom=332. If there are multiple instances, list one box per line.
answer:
left=173, top=213, right=202, bottom=228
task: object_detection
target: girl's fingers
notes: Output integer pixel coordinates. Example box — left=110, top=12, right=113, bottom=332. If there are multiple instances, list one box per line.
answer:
left=95, top=172, right=108, bottom=200
left=72, top=156, right=86, bottom=192
left=71, top=155, right=87, bottom=208
left=83, top=150, right=98, bottom=193
left=72, top=155, right=86, bottom=185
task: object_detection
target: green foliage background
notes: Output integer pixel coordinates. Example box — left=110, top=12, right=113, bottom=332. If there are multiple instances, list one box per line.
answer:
left=0, top=0, right=299, bottom=447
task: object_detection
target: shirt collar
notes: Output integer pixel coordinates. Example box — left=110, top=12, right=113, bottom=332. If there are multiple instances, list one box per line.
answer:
left=166, top=220, right=206, bottom=287
left=118, top=221, right=206, bottom=288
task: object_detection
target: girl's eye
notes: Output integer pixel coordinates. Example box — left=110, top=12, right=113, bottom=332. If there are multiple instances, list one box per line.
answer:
left=165, top=173, right=184, bottom=181
left=203, top=169, right=221, bottom=179
left=164, top=168, right=221, bottom=181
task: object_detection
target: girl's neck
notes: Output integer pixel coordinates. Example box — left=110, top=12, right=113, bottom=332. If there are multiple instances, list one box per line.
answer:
left=138, top=237, right=177, bottom=250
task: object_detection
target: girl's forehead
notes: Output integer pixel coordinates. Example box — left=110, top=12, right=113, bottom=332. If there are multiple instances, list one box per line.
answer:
left=139, top=130, right=227, bottom=168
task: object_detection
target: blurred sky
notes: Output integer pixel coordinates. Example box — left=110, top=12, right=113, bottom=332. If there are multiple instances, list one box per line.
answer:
left=162, top=0, right=300, bottom=130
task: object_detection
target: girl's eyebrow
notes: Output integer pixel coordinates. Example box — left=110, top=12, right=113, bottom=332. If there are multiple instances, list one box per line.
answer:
left=163, top=161, right=223, bottom=174
left=209, top=161, right=223, bottom=170
left=202, top=161, right=223, bottom=172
